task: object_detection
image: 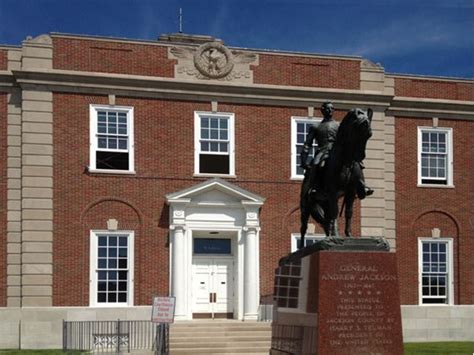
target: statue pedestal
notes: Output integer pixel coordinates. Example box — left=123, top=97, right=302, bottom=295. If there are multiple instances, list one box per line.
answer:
left=271, top=238, right=404, bottom=355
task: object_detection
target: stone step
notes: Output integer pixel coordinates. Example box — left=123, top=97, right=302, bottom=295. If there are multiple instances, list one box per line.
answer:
left=171, top=322, right=271, bottom=329
left=170, top=346, right=271, bottom=354
left=170, top=335, right=271, bottom=343
left=170, top=330, right=271, bottom=338
left=169, top=321, right=271, bottom=354
left=170, top=340, right=271, bottom=348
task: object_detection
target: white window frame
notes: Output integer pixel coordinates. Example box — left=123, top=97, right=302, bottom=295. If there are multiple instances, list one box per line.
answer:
left=89, top=105, right=135, bottom=174
left=291, top=117, right=320, bottom=180
left=417, top=127, right=453, bottom=187
left=194, top=111, right=235, bottom=176
left=291, top=233, right=325, bottom=252
left=418, top=238, right=454, bottom=306
left=90, top=230, right=135, bottom=307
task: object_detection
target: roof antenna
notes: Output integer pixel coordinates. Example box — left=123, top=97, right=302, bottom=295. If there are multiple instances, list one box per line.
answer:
left=178, top=8, right=183, bottom=33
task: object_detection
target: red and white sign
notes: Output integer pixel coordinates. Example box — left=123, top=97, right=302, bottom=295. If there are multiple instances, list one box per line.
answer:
left=151, top=296, right=176, bottom=323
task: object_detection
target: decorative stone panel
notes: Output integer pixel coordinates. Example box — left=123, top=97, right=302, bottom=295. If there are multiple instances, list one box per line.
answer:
left=169, top=42, right=258, bottom=84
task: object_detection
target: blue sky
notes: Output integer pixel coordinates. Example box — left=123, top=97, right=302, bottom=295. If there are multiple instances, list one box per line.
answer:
left=0, top=0, right=472, bottom=78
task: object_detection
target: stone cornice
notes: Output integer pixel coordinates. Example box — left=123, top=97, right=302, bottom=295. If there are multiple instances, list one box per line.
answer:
left=3, top=69, right=474, bottom=119
left=0, top=71, right=16, bottom=90
left=388, top=96, right=474, bottom=120
left=12, top=68, right=393, bottom=109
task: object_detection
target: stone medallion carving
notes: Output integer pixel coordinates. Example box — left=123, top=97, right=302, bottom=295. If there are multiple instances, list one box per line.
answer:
left=194, top=42, right=234, bottom=79
left=170, top=42, right=258, bottom=83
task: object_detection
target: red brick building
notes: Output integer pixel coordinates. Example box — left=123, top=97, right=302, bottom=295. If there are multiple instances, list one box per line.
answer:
left=0, top=32, right=473, bottom=346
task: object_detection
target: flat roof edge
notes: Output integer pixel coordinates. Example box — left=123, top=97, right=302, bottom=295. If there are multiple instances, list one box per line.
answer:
left=0, top=44, right=21, bottom=49
left=388, top=72, right=474, bottom=83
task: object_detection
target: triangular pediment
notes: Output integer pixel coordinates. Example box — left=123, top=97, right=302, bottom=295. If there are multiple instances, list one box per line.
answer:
left=166, top=178, right=265, bottom=205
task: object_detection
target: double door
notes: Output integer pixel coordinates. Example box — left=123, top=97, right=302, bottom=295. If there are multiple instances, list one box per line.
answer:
left=191, top=257, right=234, bottom=318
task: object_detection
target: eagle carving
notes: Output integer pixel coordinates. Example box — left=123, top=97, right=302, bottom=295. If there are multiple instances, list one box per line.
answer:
left=170, top=42, right=257, bottom=80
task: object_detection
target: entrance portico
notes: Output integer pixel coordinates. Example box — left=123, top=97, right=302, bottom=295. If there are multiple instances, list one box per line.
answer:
left=166, top=178, right=265, bottom=321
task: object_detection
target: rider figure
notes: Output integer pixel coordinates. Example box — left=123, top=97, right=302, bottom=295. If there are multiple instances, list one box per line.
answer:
left=300, top=102, right=373, bottom=200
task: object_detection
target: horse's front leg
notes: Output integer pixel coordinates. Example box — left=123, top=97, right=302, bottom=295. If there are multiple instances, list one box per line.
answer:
left=344, top=193, right=356, bottom=237
left=300, top=209, right=309, bottom=249
left=327, top=193, right=339, bottom=237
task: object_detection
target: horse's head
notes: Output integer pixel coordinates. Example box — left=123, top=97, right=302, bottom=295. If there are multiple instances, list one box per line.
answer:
left=336, top=107, right=374, bottom=162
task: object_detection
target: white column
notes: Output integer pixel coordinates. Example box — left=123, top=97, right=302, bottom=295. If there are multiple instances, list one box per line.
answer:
left=243, top=226, right=260, bottom=320
left=171, top=225, right=186, bottom=318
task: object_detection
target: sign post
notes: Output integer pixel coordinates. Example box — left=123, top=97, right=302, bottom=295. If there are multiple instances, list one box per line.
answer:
left=151, top=296, right=175, bottom=355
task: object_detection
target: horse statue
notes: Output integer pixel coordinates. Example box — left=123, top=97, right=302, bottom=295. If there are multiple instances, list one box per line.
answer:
left=299, top=107, right=373, bottom=247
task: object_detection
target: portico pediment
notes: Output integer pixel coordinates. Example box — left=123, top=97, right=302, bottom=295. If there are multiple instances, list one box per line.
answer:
left=166, top=178, right=265, bottom=206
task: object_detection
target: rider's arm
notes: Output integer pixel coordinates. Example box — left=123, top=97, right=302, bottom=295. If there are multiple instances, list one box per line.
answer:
left=300, top=124, right=316, bottom=169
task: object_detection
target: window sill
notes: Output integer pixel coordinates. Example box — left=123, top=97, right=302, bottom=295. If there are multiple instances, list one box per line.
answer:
left=88, top=168, right=136, bottom=175
left=194, top=173, right=236, bottom=179
left=417, top=184, right=454, bottom=189
left=290, top=176, right=304, bottom=181
left=89, top=303, right=134, bottom=307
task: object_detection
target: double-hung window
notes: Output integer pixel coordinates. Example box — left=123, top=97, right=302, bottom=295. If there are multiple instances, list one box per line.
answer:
left=90, top=105, right=134, bottom=173
left=418, top=238, right=453, bottom=305
left=291, top=117, right=319, bottom=179
left=418, top=127, right=453, bottom=186
left=90, top=231, right=134, bottom=306
left=195, top=112, right=234, bottom=175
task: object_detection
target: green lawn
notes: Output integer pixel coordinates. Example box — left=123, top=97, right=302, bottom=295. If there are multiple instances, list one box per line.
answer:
left=1, top=343, right=474, bottom=354
left=0, top=351, right=85, bottom=354
left=404, top=342, right=474, bottom=355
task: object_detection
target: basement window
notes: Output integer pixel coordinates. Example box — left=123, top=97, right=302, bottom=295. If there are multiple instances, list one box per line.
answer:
left=90, top=105, right=134, bottom=173
left=274, top=260, right=301, bottom=308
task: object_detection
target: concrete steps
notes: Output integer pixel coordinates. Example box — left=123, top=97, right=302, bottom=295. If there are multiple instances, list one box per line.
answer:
left=169, top=320, right=271, bottom=354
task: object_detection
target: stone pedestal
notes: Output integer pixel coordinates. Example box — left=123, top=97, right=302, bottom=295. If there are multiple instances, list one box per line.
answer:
left=311, top=251, right=403, bottom=354
left=271, top=237, right=404, bottom=355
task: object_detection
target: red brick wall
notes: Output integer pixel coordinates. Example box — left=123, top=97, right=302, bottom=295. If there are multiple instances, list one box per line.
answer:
left=52, top=37, right=176, bottom=77
left=0, top=94, right=7, bottom=307
left=53, top=94, right=361, bottom=305
left=0, top=49, right=7, bottom=70
left=396, top=117, right=474, bottom=305
left=253, top=54, right=360, bottom=89
left=395, top=78, right=474, bottom=101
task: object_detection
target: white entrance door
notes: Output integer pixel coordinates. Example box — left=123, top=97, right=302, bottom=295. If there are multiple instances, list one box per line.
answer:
left=192, top=257, right=234, bottom=317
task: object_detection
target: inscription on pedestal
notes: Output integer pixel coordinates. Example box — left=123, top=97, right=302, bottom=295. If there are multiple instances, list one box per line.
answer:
left=317, top=252, right=403, bottom=355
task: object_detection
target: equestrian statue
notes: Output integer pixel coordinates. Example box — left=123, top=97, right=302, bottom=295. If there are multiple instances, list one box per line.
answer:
left=299, top=102, right=374, bottom=248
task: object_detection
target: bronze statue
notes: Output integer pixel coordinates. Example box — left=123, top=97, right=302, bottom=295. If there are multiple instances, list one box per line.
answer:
left=300, top=102, right=374, bottom=246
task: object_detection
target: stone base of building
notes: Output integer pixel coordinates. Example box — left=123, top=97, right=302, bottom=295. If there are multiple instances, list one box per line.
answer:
left=0, top=305, right=473, bottom=349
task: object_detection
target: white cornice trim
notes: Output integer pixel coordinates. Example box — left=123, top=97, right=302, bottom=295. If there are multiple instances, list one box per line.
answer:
left=12, top=68, right=393, bottom=109
left=388, top=96, right=474, bottom=120
left=4, top=68, right=474, bottom=118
